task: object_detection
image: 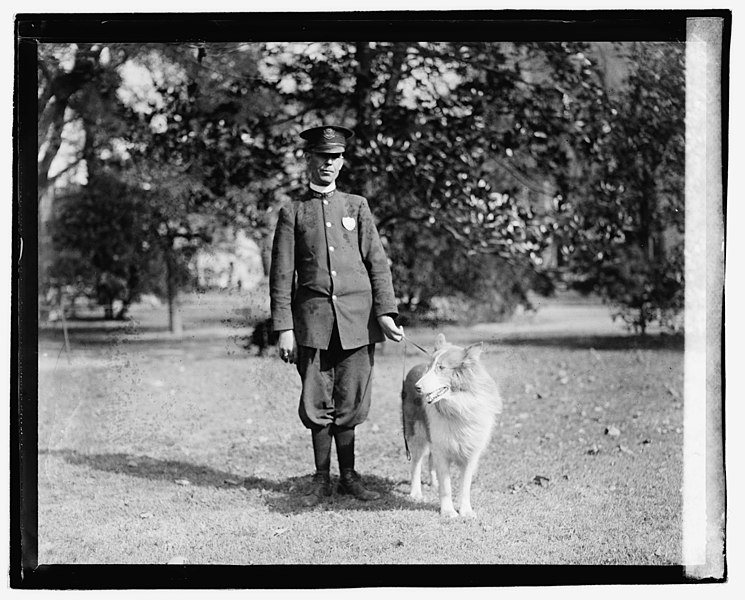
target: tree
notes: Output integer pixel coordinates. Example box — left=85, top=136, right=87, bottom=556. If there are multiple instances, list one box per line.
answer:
left=40, top=43, right=289, bottom=332
left=114, top=44, right=292, bottom=332
left=49, top=173, right=164, bottom=319
left=561, top=42, right=685, bottom=333
left=42, top=40, right=678, bottom=332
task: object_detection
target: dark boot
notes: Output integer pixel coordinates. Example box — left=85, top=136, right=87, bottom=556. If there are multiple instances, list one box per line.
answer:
left=301, top=471, right=332, bottom=507
left=338, top=469, right=380, bottom=501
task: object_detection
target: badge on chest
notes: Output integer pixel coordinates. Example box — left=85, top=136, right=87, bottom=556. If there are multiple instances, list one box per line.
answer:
left=342, top=216, right=356, bottom=231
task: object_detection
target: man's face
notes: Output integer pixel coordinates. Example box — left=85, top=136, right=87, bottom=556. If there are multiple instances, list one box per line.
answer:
left=306, top=151, right=344, bottom=186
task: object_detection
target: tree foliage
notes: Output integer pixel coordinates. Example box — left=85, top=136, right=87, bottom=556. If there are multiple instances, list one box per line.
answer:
left=39, top=40, right=686, bottom=331
left=561, top=42, right=685, bottom=333
left=262, top=41, right=608, bottom=318
left=48, top=173, right=165, bottom=319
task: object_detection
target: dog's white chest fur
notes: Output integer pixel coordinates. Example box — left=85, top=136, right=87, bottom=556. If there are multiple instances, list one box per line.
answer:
left=425, top=395, right=495, bottom=464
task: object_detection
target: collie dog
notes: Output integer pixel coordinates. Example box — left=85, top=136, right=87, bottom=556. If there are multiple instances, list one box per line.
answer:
left=402, top=333, right=502, bottom=518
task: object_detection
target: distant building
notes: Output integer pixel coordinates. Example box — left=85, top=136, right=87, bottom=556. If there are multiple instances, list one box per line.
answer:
left=192, top=229, right=265, bottom=291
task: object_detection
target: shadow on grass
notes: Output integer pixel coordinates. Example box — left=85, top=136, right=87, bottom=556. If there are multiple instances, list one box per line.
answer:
left=39, top=327, right=251, bottom=347
left=41, top=448, right=434, bottom=516
left=475, top=333, right=684, bottom=352
left=39, top=328, right=684, bottom=357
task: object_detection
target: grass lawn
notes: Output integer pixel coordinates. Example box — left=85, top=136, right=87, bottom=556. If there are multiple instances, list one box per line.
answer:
left=36, top=292, right=684, bottom=566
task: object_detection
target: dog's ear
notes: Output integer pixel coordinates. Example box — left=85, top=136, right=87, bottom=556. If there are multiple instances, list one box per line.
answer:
left=434, top=333, right=447, bottom=351
left=463, top=342, right=483, bottom=364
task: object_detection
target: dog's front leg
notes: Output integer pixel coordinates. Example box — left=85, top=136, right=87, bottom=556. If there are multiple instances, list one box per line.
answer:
left=432, top=451, right=457, bottom=518
left=458, top=459, right=479, bottom=518
left=409, top=444, right=427, bottom=501
left=428, top=453, right=438, bottom=491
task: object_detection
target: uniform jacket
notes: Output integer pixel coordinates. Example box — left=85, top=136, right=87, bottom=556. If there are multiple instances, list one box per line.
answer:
left=270, top=189, right=398, bottom=350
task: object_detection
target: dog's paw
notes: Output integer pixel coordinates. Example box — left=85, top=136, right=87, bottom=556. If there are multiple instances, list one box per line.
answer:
left=459, top=508, right=477, bottom=519
left=409, top=490, right=423, bottom=502
left=440, top=507, right=459, bottom=519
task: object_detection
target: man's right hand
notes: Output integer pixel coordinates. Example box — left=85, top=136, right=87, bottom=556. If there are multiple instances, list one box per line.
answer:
left=278, top=330, right=297, bottom=364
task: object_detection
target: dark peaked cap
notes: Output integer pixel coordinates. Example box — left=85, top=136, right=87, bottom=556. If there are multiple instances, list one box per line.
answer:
left=300, top=125, right=354, bottom=153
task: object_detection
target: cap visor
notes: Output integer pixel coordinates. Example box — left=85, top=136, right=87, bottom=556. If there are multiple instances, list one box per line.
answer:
left=307, top=143, right=346, bottom=153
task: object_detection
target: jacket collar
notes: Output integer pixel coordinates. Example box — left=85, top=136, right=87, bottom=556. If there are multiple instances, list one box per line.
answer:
left=309, top=182, right=336, bottom=195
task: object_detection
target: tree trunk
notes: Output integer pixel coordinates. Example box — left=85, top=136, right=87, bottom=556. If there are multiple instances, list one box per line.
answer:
left=37, top=45, right=101, bottom=204
left=383, top=43, right=407, bottom=108
left=165, top=246, right=183, bottom=336
left=354, top=42, right=373, bottom=142
left=116, top=302, right=130, bottom=320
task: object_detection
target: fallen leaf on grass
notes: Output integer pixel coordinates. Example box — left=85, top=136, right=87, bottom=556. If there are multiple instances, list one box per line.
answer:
left=587, top=444, right=602, bottom=455
left=507, top=482, right=525, bottom=494
left=532, top=475, right=550, bottom=487
left=223, top=479, right=240, bottom=485
left=272, top=528, right=289, bottom=537
left=127, top=460, right=138, bottom=468
left=617, top=444, right=635, bottom=455
left=174, top=479, right=191, bottom=486
left=139, top=512, right=154, bottom=519
left=605, top=425, right=621, bottom=437
left=665, top=385, right=681, bottom=400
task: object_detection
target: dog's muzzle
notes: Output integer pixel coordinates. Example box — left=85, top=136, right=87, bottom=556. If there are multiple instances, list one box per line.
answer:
left=422, top=386, right=449, bottom=404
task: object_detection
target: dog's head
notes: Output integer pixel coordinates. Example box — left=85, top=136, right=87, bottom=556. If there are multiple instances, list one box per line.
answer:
left=415, top=333, right=483, bottom=404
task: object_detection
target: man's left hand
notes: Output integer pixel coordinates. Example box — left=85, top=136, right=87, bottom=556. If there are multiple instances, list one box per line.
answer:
left=378, top=315, right=403, bottom=342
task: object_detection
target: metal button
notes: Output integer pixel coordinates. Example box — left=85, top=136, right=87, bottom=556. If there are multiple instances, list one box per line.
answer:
left=328, top=246, right=335, bottom=252
left=326, top=221, right=331, bottom=227
left=331, top=270, right=337, bottom=276
left=332, top=294, right=338, bottom=301
left=323, top=199, right=329, bottom=205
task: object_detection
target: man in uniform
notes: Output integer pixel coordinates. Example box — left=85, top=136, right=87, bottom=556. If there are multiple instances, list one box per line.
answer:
left=270, top=124, right=404, bottom=507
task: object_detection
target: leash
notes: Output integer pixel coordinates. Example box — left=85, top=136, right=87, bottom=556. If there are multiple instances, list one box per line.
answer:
left=403, top=335, right=430, bottom=356
left=400, top=331, right=430, bottom=462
